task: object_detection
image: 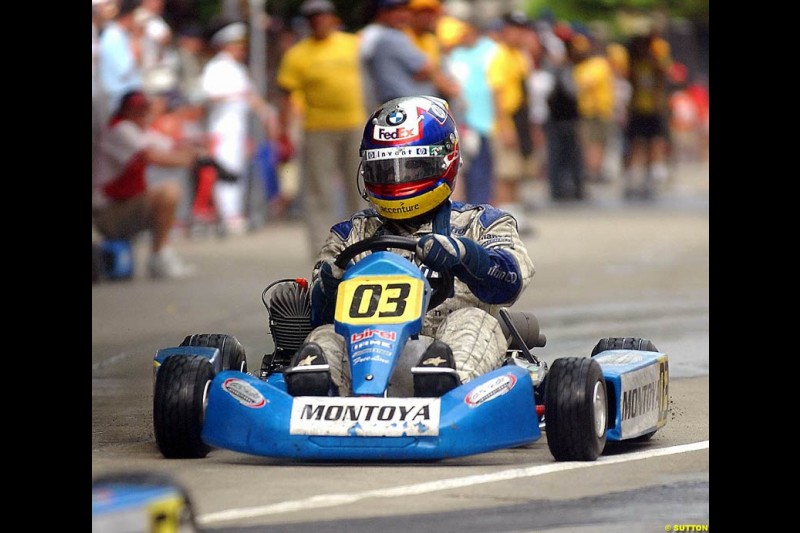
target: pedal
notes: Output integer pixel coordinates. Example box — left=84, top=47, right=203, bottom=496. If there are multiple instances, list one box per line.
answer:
left=411, top=366, right=460, bottom=397
left=284, top=364, right=332, bottom=396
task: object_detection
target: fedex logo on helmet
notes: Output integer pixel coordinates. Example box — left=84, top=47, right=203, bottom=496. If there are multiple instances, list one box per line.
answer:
left=374, top=124, right=420, bottom=141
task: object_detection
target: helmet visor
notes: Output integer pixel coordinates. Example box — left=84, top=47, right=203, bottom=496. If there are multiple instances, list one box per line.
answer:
left=361, top=145, right=447, bottom=185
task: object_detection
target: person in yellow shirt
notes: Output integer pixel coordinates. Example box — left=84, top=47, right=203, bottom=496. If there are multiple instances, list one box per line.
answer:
left=404, top=0, right=459, bottom=101
left=623, top=31, right=672, bottom=199
left=571, top=33, right=615, bottom=183
left=276, top=0, right=367, bottom=257
left=486, top=11, right=533, bottom=234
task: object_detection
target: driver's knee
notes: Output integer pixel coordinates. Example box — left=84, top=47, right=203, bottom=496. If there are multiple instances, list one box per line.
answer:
left=436, top=307, right=507, bottom=382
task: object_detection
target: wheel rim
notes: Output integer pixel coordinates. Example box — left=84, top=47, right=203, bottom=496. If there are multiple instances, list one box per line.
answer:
left=592, top=380, right=607, bottom=438
left=202, top=380, right=211, bottom=415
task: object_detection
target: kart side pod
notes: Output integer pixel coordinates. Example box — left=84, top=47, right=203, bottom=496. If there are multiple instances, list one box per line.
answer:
left=594, top=349, right=669, bottom=441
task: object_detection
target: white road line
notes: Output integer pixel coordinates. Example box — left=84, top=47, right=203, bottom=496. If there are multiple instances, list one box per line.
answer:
left=197, top=440, right=709, bottom=525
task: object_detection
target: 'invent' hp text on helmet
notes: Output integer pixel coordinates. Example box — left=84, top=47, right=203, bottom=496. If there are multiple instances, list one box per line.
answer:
left=359, top=95, right=461, bottom=221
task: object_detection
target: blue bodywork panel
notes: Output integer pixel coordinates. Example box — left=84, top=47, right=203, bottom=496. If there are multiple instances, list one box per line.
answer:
left=202, top=365, right=540, bottom=460
left=154, top=346, right=220, bottom=372
left=594, top=349, right=670, bottom=441
left=334, top=251, right=430, bottom=396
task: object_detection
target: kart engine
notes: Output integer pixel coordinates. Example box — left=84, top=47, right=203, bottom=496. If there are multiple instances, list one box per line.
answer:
left=261, top=279, right=313, bottom=374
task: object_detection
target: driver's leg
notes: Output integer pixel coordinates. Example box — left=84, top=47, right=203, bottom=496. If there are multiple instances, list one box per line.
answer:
left=306, top=325, right=350, bottom=395
left=436, top=308, right=508, bottom=384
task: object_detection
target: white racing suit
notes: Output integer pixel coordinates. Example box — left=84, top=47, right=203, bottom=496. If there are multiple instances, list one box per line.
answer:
left=307, top=200, right=535, bottom=395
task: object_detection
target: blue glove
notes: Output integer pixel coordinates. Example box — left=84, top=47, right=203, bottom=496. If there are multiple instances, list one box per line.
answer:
left=417, top=234, right=522, bottom=305
left=416, top=234, right=466, bottom=272
left=318, top=260, right=345, bottom=299
left=310, top=259, right=346, bottom=327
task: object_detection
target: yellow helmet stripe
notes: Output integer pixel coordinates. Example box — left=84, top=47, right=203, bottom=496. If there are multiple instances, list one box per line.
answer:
left=369, top=183, right=452, bottom=220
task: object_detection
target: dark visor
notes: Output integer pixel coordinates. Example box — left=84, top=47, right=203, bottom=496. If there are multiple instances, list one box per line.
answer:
left=361, top=146, right=446, bottom=185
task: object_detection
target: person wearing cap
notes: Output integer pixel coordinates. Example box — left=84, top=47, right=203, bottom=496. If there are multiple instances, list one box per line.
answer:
left=200, top=21, right=275, bottom=235
left=486, top=10, right=534, bottom=233
left=93, top=90, right=201, bottom=279
left=275, top=0, right=367, bottom=257
left=358, top=0, right=443, bottom=113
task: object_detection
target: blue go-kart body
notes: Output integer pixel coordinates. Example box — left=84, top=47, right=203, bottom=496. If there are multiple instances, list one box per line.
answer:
left=153, top=237, right=669, bottom=461
left=154, top=247, right=540, bottom=461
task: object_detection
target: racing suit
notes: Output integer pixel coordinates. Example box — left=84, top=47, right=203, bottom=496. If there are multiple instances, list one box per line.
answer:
left=306, top=200, right=535, bottom=395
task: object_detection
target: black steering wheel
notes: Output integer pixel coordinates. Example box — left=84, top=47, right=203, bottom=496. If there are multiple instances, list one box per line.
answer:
left=334, top=235, right=455, bottom=311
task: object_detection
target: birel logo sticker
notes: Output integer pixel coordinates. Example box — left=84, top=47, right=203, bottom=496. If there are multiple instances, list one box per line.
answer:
left=465, top=374, right=517, bottom=407
left=223, top=378, right=266, bottom=408
left=351, top=328, right=397, bottom=343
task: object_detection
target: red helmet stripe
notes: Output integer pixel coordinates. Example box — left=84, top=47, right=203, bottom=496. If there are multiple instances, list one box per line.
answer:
left=366, top=176, right=443, bottom=199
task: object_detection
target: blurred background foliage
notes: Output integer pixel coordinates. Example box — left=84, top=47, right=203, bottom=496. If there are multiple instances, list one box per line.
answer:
left=167, top=0, right=709, bottom=32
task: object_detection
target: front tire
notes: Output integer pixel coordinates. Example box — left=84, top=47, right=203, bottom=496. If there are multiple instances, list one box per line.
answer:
left=153, top=355, right=214, bottom=459
left=545, top=357, right=608, bottom=461
left=181, top=333, right=247, bottom=372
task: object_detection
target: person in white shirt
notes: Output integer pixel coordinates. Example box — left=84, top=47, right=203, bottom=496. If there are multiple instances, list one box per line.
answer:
left=200, top=21, right=273, bottom=235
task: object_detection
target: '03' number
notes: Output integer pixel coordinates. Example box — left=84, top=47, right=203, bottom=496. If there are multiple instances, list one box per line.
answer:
left=349, top=283, right=410, bottom=318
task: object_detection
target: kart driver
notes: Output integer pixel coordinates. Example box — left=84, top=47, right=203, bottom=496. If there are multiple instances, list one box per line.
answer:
left=284, top=95, right=535, bottom=397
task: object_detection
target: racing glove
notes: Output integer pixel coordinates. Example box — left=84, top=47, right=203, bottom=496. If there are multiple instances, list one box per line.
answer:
left=310, top=260, right=345, bottom=326
left=416, top=234, right=523, bottom=305
left=416, top=234, right=465, bottom=272
left=319, top=260, right=345, bottom=299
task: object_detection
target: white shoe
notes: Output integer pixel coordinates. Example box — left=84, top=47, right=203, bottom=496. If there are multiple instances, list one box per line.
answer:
left=148, top=247, right=197, bottom=279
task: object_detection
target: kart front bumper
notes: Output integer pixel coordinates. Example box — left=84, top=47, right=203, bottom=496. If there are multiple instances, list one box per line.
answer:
left=202, top=365, right=541, bottom=461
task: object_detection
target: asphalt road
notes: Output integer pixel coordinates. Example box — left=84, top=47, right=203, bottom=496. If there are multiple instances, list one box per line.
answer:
left=91, top=160, right=709, bottom=532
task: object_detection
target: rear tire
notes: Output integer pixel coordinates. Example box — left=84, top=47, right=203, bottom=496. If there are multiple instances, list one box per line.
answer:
left=153, top=355, right=213, bottom=459
left=545, top=357, right=607, bottom=461
left=590, top=337, right=657, bottom=357
left=181, top=333, right=247, bottom=372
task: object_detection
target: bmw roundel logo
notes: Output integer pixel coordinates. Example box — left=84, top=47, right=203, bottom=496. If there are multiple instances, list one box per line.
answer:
left=387, top=109, right=407, bottom=125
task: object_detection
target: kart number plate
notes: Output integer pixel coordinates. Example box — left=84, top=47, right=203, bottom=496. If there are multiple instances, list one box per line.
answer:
left=335, top=275, right=424, bottom=325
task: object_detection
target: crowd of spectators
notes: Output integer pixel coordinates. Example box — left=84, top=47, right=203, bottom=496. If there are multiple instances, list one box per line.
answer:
left=91, top=0, right=709, bottom=280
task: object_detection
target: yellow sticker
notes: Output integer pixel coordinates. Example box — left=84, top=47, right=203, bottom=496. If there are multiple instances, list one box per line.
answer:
left=335, top=275, right=424, bottom=325
left=657, top=355, right=669, bottom=428
left=370, top=183, right=452, bottom=220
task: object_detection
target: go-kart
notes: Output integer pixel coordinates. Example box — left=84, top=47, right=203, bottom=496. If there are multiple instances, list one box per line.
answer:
left=153, top=236, right=669, bottom=462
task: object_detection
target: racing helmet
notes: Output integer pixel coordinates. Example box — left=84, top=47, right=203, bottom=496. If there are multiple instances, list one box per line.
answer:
left=359, top=95, right=461, bottom=221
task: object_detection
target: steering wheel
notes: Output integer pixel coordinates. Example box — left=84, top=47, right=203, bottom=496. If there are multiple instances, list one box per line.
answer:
left=334, top=235, right=455, bottom=311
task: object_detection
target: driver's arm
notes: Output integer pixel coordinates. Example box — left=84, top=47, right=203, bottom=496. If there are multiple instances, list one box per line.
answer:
left=416, top=211, right=534, bottom=306
left=454, top=215, right=534, bottom=305
left=309, top=224, right=352, bottom=327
